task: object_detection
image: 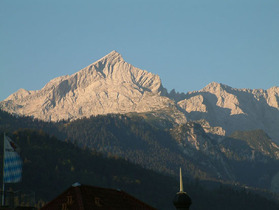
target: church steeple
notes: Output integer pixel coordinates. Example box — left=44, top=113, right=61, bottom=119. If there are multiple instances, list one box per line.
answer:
left=173, top=168, right=192, bottom=210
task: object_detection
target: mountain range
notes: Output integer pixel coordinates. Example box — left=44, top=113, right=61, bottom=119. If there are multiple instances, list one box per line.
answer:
left=1, top=50, right=278, bottom=143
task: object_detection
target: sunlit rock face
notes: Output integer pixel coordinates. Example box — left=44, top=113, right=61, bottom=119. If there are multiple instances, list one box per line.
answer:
left=177, top=82, right=279, bottom=142
left=0, top=51, right=184, bottom=122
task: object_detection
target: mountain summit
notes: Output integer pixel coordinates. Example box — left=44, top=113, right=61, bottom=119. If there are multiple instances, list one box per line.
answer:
left=0, top=51, right=177, bottom=121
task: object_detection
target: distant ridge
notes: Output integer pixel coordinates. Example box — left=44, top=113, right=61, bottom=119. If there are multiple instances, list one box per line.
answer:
left=178, top=82, right=279, bottom=142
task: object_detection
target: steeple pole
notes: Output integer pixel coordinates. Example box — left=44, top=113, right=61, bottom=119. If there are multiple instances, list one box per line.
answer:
left=180, top=167, right=183, bottom=192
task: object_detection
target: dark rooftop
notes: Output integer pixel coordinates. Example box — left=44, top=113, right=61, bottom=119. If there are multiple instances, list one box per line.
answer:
left=41, top=184, right=156, bottom=210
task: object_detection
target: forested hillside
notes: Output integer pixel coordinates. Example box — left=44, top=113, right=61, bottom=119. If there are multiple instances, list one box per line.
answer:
left=1, top=109, right=279, bottom=206
left=60, top=115, right=208, bottom=177
left=0, top=129, right=279, bottom=210
left=0, top=110, right=208, bottom=178
left=2, top=109, right=279, bottom=189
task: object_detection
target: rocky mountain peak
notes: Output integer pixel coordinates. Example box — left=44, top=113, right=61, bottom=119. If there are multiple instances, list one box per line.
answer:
left=5, top=88, right=33, bottom=101
left=0, top=51, right=179, bottom=122
left=201, top=82, right=232, bottom=93
left=268, top=86, right=279, bottom=93
left=93, top=50, right=124, bottom=66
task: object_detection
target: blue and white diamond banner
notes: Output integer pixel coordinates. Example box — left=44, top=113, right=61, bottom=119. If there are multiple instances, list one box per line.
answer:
left=4, top=135, right=22, bottom=183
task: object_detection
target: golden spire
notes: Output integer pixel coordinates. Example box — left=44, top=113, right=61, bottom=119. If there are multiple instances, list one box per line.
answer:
left=180, top=167, right=184, bottom=193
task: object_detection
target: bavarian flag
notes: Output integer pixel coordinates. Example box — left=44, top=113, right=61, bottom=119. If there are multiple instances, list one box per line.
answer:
left=3, top=135, right=22, bottom=183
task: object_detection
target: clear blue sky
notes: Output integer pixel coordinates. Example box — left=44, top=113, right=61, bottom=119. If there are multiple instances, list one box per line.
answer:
left=1, top=0, right=278, bottom=101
